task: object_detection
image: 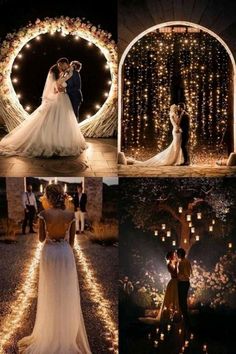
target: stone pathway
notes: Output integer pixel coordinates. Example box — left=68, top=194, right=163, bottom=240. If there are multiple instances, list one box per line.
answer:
left=0, top=138, right=117, bottom=177
left=118, top=164, right=236, bottom=177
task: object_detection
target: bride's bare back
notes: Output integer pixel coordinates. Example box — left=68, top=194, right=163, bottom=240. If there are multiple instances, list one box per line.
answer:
left=39, top=208, right=76, bottom=246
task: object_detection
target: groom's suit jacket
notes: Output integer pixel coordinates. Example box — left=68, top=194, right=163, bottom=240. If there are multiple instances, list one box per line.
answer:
left=73, top=192, right=87, bottom=213
left=179, top=111, right=190, bottom=140
left=66, top=69, right=83, bottom=117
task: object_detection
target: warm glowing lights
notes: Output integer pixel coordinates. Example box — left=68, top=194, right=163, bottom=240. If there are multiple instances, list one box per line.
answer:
left=17, top=93, right=22, bottom=98
left=104, top=92, right=109, bottom=97
left=186, top=215, right=191, bottom=221
left=178, top=206, right=183, bottom=213
left=195, top=235, right=200, bottom=241
left=95, top=104, right=101, bottom=109
left=74, top=239, right=118, bottom=353
left=162, top=236, right=166, bottom=242
left=167, top=230, right=171, bottom=237
left=0, top=16, right=117, bottom=135
left=87, top=41, right=92, bottom=46
left=162, top=224, right=166, bottom=230
left=209, top=225, right=213, bottom=232
left=0, top=242, right=42, bottom=352
left=197, top=212, right=202, bottom=219
left=25, top=105, right=31, bottom=111
left=13, top=64, right=19, bottom=69
left=172, top=240, right=176, bottom=246
left=26, top=43, right=31, bottom=48
left=228, top=242, right=233, bottom=249
left=12, top=77, right=18, bottom=83
left=154, top=230, right=158, bottom=236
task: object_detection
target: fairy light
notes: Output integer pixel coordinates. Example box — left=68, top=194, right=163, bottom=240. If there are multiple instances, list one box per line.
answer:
left=122, top=25, right=231, bottom=162
left=74, top=239, right=118, bottom=353
left=0, top=17, right=117, bottom=133
left=0, top=242, right=42, bottom=352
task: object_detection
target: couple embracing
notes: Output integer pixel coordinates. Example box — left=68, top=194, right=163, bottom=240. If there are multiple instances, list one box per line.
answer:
left=0, top=57, right=86, bottom=157
left=126, top=103, right=190, bottom=167
left=158, top=248, right=192, bottom=329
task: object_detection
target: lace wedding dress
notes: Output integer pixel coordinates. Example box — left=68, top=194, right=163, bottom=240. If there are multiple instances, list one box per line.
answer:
left=157, top=263, right=180, bottom=322
left=18, top=209, right=91, bottom=354
left=0, top=68, right=87, bottom=157
left=130, top=112, right=184, bottom=166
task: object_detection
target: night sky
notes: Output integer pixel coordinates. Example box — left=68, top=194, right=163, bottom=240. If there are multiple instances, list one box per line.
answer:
left=0, top=0, right=117, bottom=120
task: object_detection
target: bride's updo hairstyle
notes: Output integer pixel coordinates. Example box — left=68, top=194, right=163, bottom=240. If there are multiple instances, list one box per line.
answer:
left=45, top=184, right=66, bottom=210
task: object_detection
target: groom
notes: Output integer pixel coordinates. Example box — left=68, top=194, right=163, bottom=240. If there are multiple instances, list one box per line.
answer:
left=178, top=103, right=190, bottom=166
left=177, top=248, right=192, bottom=328
left=57, top=57, right=83, bottom=122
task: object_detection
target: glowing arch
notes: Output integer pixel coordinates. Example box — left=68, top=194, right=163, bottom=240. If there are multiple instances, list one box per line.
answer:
left=118, top=21, right=236, bottom=152
left=0, top=17, right=117, bottom=137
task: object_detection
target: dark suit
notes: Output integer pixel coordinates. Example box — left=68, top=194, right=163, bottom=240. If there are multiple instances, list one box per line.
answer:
left=73, top=193, right=87, bottom=212
left=73, top=192, right=87, bottom=232
left=66, top=69, right=83, bottom=121
left=179, top=111, right=190, bottom=163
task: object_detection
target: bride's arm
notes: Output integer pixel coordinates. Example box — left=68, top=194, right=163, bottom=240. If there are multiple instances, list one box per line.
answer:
left=69, top=219, right=76, bottom=247
left=170, top=113, right=180, bottom=132
left=38, top=214, right=46, bottom=243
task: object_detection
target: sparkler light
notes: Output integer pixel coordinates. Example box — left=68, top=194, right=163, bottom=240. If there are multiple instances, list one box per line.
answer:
left=74, top=239, right=118, bottom=353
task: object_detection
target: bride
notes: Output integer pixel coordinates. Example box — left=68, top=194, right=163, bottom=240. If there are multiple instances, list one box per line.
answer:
left=0, top=62, right=87, bottom=157
left=125, top=104, right=184, bottom=166
left=157, top=251, right=180, bottom=322
left=18, top=184, right=91, bottom=354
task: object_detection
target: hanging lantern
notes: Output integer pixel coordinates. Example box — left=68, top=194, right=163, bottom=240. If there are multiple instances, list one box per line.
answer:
left=195, top=235, right=200, bottom=241
left=162, top=224, right=166, bottom=230
left=189, top=222, right=193, bottom=228
left=184, top=238, right=187, bottom=244
left=197, top=212, right=202, bottom=219
left=191, top=227, right=195, bottom=233
left=212, top=219, right=215, bottom=225
left=186, top=214, right=191, bottom=221
left=209, top=225, right=213, bottom=232
left=154, top=230, right=158, bottom=236
left=162, top=237, right=166, bottom=242
left=167, top=231, right=171, bottom=237
left=178, top=207, right=183, bottom=213
left=228, top=242, right=233, bottom=249
left=172, top=240, right=176, bottom=246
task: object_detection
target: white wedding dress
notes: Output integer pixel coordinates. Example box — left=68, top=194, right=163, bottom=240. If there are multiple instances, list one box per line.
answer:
left=18, top=210, right=91, bottom=354
left=0, top=68, right=87, bottom=157
left=131, top=113, right=184, bottom=166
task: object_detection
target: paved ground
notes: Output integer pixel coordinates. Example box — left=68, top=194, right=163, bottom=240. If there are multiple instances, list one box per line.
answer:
left=0, top=138, right=117, bottom=177
left=118, top=164, right=236, bottom=177
left=0, top=232, right=118, bottom=354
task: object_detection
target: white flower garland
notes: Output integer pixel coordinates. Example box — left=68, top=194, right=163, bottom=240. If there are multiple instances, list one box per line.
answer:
left=0, top=16, right=117, bottom=137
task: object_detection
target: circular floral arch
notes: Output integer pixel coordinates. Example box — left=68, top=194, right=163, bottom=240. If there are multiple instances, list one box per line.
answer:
left=0, top=17, right=117, bottom=137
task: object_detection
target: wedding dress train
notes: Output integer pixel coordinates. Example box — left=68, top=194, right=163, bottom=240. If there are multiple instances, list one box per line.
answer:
left=0, top=69, right=87, bottom=157
left=130, top=113, right=184, bottom=166
left=18, top=213, right=91, bottom=354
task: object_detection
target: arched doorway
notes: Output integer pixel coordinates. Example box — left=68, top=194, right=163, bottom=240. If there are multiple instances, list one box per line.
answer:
left=118, top=21, right=236, bottom=164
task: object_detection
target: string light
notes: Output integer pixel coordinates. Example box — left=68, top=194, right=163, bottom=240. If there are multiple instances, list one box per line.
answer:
left=122, top=26, right=231, bottom=162
left=0, top=242, right=42, bottom=352
left=12, top=78, right=18, bottom=83
left=36, top=36, right=41, bottom=41
left=13, top=64, right=19, bottom=69
left=74, top=239, right=118, bottom=353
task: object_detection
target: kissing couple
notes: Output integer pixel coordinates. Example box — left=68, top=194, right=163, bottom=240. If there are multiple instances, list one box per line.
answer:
left=121, top=103, right=190, bottom=167
left=0, top=57, right=87, bottom=158
left=157, top=248, right=192, bottom=329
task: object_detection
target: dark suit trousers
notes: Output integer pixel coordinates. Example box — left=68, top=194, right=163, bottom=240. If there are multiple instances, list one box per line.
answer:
left=22, top=206, right=36, bottom=233
left=68, top=93, right=81, bottom=119
left=178, top=281, right=190, bottom=326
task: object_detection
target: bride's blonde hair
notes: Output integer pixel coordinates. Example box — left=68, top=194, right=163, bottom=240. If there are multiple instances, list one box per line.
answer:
left=170, top=104, right=178, bottom=115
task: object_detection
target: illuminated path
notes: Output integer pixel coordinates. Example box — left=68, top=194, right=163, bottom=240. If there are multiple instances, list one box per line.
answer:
left=0, top=234, right=118, bottom=353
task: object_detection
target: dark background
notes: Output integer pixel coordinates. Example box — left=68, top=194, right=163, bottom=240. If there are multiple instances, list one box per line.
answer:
left=0, top=0, right=117, bottom=121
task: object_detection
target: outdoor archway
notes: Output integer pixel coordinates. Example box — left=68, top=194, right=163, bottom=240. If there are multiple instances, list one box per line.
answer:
left=0, top=17, right=117, bottom=137
left=118, top=21, right=236, bottom=163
